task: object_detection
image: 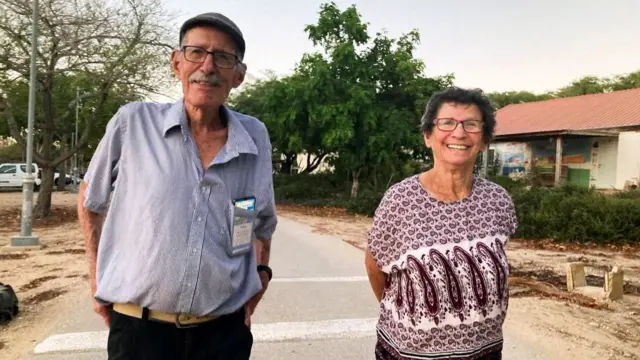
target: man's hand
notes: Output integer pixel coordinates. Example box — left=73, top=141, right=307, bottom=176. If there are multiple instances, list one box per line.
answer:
left=93, top=298, right=111, bottom=328
left=243, top=271, right=270, bottom=328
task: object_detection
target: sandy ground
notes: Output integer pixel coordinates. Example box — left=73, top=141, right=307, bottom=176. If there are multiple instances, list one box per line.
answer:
left=0, top=193, right=639, bottom=360
left=0, top=190, right=88, bottom=360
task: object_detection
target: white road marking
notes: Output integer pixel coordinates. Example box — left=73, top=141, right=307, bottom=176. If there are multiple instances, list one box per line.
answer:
left=271, top=276, right=368, bottom=283
left=33, top=318, right=378, bottom=354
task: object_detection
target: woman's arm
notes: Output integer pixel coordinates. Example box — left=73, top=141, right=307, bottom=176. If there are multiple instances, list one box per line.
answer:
left=365, top=247, right=386, bottom=302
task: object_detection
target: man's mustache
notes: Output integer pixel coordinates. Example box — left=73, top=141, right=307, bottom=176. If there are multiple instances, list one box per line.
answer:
left=189, top=72, right=223, bottom=86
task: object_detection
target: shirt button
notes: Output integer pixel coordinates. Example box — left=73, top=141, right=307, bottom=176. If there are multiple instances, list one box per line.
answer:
left=193, top=249, right=197, bottom=253
left=197, top=217, right=202, bottom=222
left=187, top=283, right=192, bottom=287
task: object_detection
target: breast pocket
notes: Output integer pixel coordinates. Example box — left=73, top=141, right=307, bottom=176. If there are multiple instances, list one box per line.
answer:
left=227, top=206, right=257, bottom=257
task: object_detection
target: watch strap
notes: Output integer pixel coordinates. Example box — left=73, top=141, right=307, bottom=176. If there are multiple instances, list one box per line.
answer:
left=257, top=264, right=272, bottom=281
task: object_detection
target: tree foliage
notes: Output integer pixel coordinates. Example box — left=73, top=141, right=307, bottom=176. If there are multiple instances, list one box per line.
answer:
left=488, top=70, right=640, bottom=109
left=231, top=2, right=452, bottom=198
left=0, top=0, right=176, bottom=216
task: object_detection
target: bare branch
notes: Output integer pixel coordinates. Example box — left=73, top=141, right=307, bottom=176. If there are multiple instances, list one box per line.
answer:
left=53, top=90, right=101, bottom=124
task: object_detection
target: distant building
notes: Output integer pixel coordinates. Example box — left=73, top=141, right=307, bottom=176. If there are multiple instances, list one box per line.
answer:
left=490, top=88, right=640, bottom=190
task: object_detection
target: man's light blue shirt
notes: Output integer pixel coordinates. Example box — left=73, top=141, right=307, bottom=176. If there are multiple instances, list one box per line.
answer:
left=83, top=99, right=278, bottom=316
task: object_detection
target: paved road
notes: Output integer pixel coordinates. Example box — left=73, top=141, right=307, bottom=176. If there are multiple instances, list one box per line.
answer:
left=28, top=217, right=549, bottom=360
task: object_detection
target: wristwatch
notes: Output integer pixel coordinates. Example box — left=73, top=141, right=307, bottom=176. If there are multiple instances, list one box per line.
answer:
left=257, top=265, right=272, bottom=281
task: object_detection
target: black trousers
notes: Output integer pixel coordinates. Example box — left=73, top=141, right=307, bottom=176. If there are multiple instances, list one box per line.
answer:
left=107, top=308, right=252, bottom=360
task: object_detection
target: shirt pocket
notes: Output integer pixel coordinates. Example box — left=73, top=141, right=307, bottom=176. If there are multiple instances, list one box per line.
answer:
left=226, top=206, right=258, bottom=257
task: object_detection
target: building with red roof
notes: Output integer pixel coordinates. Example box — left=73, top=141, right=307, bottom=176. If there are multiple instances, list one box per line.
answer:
left=489, top=88, right=640, bottom=189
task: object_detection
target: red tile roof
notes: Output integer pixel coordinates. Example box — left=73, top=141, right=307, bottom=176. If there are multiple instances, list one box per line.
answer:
left=494, top=88, right=640, bottom=136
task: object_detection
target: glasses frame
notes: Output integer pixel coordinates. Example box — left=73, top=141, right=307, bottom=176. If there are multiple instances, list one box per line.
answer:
left=180, top=45, right=240, bottom=69
left=434, top=118, right=484, bottom=133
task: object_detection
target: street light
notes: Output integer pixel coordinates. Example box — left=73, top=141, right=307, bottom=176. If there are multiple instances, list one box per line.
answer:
left=9, top=0, right=40, bottom=248
left=73, top=87, right=80, bottom=185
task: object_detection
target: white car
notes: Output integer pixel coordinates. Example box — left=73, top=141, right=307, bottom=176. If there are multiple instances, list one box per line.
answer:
left=0, top=163, right=79, bottom=190
left=0, top=163, right=42, bottom=189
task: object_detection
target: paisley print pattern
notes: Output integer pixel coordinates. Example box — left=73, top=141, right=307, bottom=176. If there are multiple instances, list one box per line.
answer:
left=367, top=175, right=517, bottom=359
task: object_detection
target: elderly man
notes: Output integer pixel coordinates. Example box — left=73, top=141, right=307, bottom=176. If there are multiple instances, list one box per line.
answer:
left=77, top=12, right=277, bottom=360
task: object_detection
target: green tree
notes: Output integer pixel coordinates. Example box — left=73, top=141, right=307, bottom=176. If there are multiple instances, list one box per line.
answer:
left=0, top=0, right=175, bottom=216
left=302, top=2, right=450, bottom=197
left=487, top=91, right=554, bottom=109
left=610, top=70, right=640, bottom=91
left=555, top=75, right=609, bottom=97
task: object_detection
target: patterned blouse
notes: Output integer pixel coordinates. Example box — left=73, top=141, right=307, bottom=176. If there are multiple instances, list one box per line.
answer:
left=367, top=175, right=517, bottom=360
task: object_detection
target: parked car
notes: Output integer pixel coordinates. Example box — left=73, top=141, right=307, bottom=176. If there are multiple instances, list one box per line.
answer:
left=0, top=163, right=80, bottom=190
left=0, top=163, right=42, bottom=190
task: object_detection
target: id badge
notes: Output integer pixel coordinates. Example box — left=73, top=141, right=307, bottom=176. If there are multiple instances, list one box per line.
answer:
left=229, top=197, right=257, bottom=256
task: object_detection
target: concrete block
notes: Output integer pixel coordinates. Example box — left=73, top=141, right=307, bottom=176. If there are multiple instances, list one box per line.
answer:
left=566, top=262, right=586, bottom=291
left=10, top=235, right=41, bottom=247
left=604, top=266, right=624, bottom=301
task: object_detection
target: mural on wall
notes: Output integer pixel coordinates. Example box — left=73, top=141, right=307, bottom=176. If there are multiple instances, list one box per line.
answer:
left=499, top=142, right=530, bottom=176
left=531, top=138, right=592, bottom=166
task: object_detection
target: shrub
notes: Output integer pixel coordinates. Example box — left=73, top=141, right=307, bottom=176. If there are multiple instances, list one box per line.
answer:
left=613, top=189, right=640, bottom=200
left=488, top=175, right=526, bottom=193
left=273, top=173, right=349, bottom=207
left=512, top=185, right=640, bottom=244
left=345, top=188, right=384, bottom=217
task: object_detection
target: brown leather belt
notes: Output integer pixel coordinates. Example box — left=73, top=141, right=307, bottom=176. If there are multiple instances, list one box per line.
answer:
left=113, top=303, right=218, bottom=328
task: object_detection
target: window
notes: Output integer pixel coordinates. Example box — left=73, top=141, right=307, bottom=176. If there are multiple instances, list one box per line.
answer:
left=0, top=165, right=17, bottom=174
left=20, top=165, right=36, bottom=173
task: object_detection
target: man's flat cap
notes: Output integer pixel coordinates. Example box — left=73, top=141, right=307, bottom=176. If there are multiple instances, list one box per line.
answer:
left=179, top=13, right=245, bottom=58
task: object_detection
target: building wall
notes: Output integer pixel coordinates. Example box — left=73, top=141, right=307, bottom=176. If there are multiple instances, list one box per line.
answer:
left=489, top=142, right=532, bottom=177
left=590, top=137, right=618, bottom=189
left=490, top=136, right=620, bottom=188
left=616, top=131, right=640, bottom=189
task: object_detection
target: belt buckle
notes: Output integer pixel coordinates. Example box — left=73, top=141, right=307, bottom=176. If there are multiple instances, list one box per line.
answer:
left=175, top=313, right=199, bottom=329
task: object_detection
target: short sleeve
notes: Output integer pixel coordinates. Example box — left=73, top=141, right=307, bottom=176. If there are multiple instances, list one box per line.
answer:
left=367, top=188, right=397, bottom=271
left=82, top=107, right=126, bottom=213
left=253, top=126, right=278, bottom=240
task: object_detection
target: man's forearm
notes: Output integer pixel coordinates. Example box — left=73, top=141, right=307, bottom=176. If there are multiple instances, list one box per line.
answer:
left=255, top=238, right=271, bottom=266
left=77, top=183, right=104, bottom=294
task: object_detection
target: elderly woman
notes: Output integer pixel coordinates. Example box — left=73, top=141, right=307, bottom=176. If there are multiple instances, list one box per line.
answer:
left=365, top=87, right=517, bottom=360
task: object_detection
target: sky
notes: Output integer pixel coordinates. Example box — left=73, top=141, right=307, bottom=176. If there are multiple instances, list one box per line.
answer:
left=157, top=0, right=640, bottom=100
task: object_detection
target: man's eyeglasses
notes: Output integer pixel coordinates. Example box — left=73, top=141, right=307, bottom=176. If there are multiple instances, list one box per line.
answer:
left=181, top=46, right=239, bottom=69
left=434, top=118, right=484, bottom=133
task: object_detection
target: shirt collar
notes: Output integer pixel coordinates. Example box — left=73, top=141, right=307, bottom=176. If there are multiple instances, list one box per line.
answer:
left=163, top=99, right=258, bottom=157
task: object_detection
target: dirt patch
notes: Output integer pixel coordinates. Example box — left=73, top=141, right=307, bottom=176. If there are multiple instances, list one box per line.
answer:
left=45, top=248, right=85, bottom=255
left=0, top=253, right=29, bottom=260
left=22, top=289, right=68, bottom=305
left=19, top=276, right=58, bottom=291
left=0, top=191, right=89, bottom=360
left=512, top=238, right=640, bottom=259
left=0, top=205, right=78, bottom=232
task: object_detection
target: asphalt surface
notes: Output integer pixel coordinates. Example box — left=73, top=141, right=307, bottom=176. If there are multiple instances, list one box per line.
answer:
left=27, top=217, right=549, bottom=360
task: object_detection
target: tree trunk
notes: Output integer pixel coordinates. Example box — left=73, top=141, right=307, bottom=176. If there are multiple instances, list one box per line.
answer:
left=350, top=169, right=361, bottom=199
left=279, top=153, right=297, bottom=174
left=302, top=153, right=327, bottom=173
left=57, top=161, right=67, bottom=192
left=34, top=166, right=55, bottom=218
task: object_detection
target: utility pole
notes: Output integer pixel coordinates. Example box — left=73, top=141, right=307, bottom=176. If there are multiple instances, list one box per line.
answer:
left=10, top=0, right=40, bottom=248
left=74, top=87, right=79, bottom=184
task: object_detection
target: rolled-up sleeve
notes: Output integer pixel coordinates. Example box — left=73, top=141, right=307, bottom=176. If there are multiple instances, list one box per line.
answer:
left=254, top=126, right=278, bottom=241
left=82, top=107, right=126, bottom=213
